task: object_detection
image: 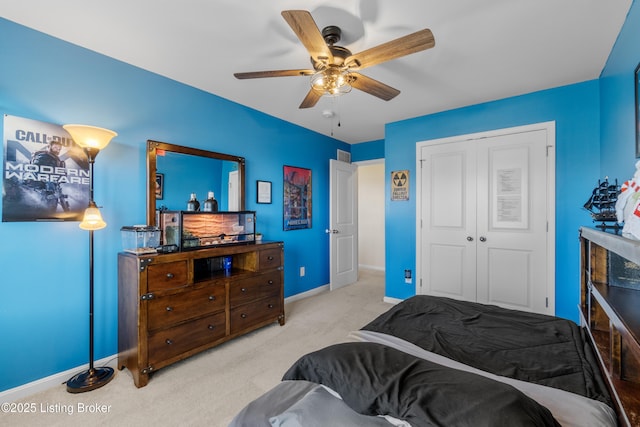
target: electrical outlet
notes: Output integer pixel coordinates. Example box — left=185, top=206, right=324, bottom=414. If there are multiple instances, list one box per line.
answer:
left=404, top=269, right=412, bottom=284
left=300, top=266, right=305, bottom=277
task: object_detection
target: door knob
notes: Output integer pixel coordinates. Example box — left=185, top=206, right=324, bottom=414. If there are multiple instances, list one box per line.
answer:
left=325, top=229, right=339, bottom=234
left=479, top=236, right=487, bottom=242
left=467, top=236, right=474, bottom=242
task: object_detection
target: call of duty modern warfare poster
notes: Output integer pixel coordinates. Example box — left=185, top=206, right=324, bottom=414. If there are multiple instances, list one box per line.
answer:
left=3, top=115, right=90, bottom=222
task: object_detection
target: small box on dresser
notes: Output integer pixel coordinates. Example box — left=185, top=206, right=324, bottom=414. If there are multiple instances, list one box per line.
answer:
left=118, top=241, right=284, bottom=388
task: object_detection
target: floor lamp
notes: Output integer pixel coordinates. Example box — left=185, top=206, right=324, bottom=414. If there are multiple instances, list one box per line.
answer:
left=63, top=124, right=117, bottom=393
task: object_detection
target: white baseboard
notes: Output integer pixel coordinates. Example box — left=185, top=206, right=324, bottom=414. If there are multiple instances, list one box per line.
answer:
left=0, top=355, right=118, bottom=403
left=358, top=264, right=385, bottom=272
left=383, top=296, right=403, bottom=305
left=284, top=284, right=330, bottom=304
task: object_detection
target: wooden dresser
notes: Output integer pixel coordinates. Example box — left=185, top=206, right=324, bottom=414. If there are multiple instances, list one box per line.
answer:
left=579, top=227, right=640, bottom=426
left=118, top=241, right=284, bottom=387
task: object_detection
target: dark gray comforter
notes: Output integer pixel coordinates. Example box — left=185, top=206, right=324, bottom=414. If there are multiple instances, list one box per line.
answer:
left=282, top=342, right=561, bottom=427
left=361, top=295, right=611, bottom=406
left=230, top=295, right=615, bottom=427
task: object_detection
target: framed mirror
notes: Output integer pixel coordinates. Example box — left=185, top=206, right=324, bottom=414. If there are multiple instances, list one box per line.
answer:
left=146, top=140, right=246, bottom=226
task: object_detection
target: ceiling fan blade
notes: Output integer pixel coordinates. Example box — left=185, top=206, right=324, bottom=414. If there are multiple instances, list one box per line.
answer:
left=234, top=69, right=314, bottom=79
left=350, top=73, right=400, bottom=101
left=346, top=28, right=435, bottom=70
left=299, top=88, right=322, bottom=109
left=281, top=10, right=333, bottom=65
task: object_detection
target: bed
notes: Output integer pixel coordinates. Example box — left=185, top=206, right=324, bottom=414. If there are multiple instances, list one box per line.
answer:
left=229, top=295, right=618, bottom=427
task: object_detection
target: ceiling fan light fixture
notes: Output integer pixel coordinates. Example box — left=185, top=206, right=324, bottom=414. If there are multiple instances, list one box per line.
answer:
left=311, top=67, right=352, bottom=96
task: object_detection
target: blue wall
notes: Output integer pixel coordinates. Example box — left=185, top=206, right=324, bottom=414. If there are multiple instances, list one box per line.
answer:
left=600, top=1, right=640, bottom=178
left=342, top=85, right=606, bottom=320
left=383, top=83, right=601, bottom=321
left=0, top=18, right=348, bottom=392
left=351, top=139, right=384, bottom=162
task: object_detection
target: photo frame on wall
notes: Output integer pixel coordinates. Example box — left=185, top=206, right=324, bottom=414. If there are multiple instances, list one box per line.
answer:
left=257, top=180, right=272, bottom=204
left=155, top=173, right=164, bottom=200
left=283, top=165, right=311, bottom=230
left=635, top=63, right=640, bottom=157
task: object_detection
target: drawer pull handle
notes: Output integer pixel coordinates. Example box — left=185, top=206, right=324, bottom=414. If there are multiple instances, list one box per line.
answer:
left=166, top=273, right=174, bottom=279
left=241, top=288, right=247, bottom=292
left=208, top=295, right=216, bottom=301
left=268, top=304, right=274, bottom=309
left=268, top=280, right=274, bottom=285
left=166, top=306, right=173, bottom=312
left=267, top=256, right=274, bottom=261
left=165, top=339, right=173, bottom=345
left=208, top=324, right=215, bottom=330
left=241, top=313, right=247, bottom=319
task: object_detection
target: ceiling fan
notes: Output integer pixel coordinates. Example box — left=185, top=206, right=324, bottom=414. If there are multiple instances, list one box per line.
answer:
left=234, top=10, right=435, bottom=109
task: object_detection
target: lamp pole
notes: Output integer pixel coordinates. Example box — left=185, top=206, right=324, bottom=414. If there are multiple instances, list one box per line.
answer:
left=63, top=126, right=116, bottom=393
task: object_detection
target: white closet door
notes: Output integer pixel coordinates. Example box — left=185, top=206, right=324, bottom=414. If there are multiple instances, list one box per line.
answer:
left=420, top=141, right=477, bottom=301
left=475, top=130, right=549, bottom=313
left=418, top=125, right=553, bottom=315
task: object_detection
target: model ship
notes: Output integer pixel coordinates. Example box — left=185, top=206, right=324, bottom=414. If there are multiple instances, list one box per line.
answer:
left=583, top=177, right=621, bottom=232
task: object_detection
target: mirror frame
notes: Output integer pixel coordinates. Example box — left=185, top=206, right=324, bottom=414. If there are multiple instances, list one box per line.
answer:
left=146, top=139, right=246, bottom=226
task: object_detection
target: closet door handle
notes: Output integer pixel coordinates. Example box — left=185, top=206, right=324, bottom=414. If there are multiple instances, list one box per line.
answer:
left=467, top=236, right=474, bottom=242
left=479, top=236, right=487, bottom=242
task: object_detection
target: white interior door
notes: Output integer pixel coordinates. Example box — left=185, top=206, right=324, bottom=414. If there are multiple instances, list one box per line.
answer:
left=329, top=159, right=358, bottom=290
left=417, top=123, right=555, bottom=315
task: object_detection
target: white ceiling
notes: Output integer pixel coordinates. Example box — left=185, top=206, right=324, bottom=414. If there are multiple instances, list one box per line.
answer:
left=1, top=0, right=632, bottom=144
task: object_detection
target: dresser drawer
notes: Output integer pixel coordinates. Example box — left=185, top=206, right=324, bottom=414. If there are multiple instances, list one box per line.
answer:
left=229, top=271, right=280, bottom=308
left=147, top=260, right=189, bottom=292
left=258, top=248, right=282, bottom=270
left=147, top=284, right=225, bottom=331
left=230, top=295, right=281, bottom=335
left=148, top=312, right=226, bottom=366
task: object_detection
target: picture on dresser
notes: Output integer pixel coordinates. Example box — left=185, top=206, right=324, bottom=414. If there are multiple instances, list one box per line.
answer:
left=2, top=114, right=90, bottom=222
left=283, top=165, right=311, bottom=230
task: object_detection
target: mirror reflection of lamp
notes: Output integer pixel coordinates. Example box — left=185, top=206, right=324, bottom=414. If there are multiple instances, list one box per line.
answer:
left=62, top=124, right=117, bottom=393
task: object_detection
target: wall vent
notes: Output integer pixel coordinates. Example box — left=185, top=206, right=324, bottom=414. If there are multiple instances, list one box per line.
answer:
left=337, top=149, right=351, bottom=163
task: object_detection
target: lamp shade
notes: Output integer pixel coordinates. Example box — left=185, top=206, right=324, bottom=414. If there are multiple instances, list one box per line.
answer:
left=63, top=124, right=117, bottom=151
left=79, top=203, right=107, bottom=230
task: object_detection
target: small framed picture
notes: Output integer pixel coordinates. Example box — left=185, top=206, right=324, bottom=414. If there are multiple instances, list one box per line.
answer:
left=155, top=173, right=164, bottom=200
left=257, top=180, right=272, bottom=204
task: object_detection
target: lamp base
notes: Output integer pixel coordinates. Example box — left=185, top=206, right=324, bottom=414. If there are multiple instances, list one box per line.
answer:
left=66, top=367, right=115, bottom=393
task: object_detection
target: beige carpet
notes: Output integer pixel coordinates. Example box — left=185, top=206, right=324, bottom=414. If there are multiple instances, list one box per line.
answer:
left=5, top=269, right=392, bottom=427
